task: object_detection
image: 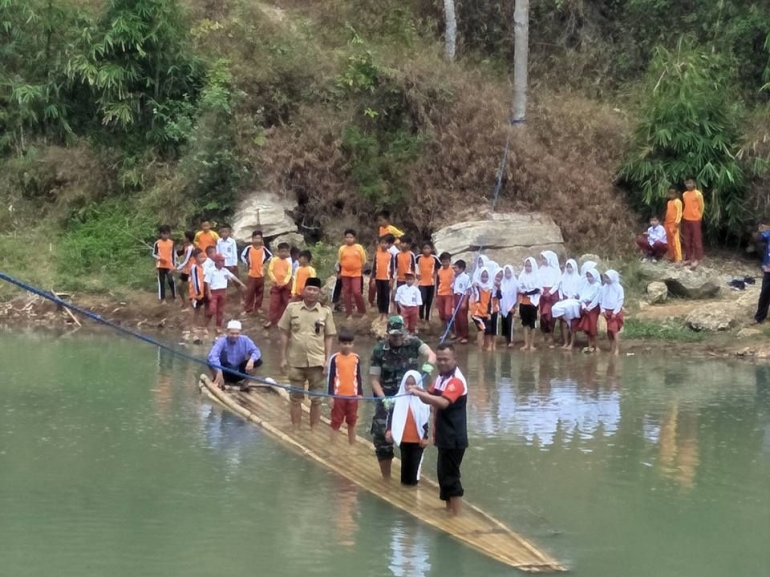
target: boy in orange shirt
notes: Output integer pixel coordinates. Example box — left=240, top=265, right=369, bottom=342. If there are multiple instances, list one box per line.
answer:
left=291, top=250, right=317, bottom=301
left=395, top=236, right=417, bottom=288
left=681, top=177, right=705, bottom=268
left=193, top=220, right=219, bottom=254
left=240, top=230, right=272, bottom=315
left=664, top=188, right=683, bottom=263
left=265, top=242, right=293, bottom=328
left=377, top=211, right=404, bottom=255
left=327, top=330, right=363, bottom=445
left=337, top=229, right=368, bottom=319
left=153, top=225, right=176, bottom=304
left=371, top=235, right=396, bottom=321
left=416, top=242, right=440, bottom=323
left=435, top=252, right=455, bottom=330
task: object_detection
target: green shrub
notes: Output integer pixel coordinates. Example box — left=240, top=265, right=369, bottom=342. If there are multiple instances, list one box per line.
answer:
left=619, top=38, right=748, bottom=239
left=56, top=202, right=157, bottom=291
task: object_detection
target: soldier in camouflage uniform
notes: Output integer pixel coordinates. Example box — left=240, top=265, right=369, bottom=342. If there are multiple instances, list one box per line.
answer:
left=369, top=316, right=437, bottom=480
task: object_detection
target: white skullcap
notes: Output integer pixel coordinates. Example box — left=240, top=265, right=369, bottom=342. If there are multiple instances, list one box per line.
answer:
left=226, top=320, right=242, bottom=331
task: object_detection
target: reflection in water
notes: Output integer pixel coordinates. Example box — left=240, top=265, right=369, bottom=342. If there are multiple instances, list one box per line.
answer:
left=389, top=520, right=431, bottom=577
left=469, top=353, right=622, bottom=448
left=333, top=480, right=360, bottom=547
left=656, top=403, right=700, bottom=489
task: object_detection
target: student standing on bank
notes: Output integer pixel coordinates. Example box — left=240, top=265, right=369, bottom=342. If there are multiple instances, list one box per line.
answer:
left=753, top=223, right=770, bottom=324
left=408, top=343, right=468, bottom=516
left=681, top=177, right=705, bottom=269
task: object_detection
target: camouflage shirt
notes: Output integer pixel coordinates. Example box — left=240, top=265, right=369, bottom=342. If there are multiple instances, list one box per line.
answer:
left=369, top=336, right=427, bottom=396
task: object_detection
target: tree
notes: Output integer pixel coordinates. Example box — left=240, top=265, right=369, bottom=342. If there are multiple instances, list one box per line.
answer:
left=511, top=0, right=529, bottom=124
left=443, top=0, right=457, bottom=61
left=619, top=38, right=747, bottom=237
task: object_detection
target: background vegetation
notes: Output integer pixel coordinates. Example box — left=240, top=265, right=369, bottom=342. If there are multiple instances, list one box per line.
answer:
left=1, top=0, right=769, bottom=295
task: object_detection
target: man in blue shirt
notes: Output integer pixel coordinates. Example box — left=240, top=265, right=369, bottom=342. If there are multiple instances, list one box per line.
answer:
left=753, top=224, right=770, bottom=324
left=208, top=320, right=262, bottom=389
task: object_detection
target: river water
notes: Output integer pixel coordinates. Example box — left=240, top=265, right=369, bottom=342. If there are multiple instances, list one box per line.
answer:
left=1, top=331, right=768, bottom=576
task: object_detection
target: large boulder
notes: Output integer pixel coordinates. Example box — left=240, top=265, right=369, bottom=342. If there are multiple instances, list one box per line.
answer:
left=685, top=303, right=741, bottom=331
left=270, top=232, right=306, bottom=250
left=432, top=213, right=564, bottom=268
left=638, top=263, right=721, bottom=299
left=232, top=192, right=297, bottom=242
left=646, top=281, right=669, bottom=304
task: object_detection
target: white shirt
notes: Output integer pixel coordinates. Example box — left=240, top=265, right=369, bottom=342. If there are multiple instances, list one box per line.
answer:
left=205, top=267, right=236, bottom=290
left=395, top=284, right=423, bottom=308
left=452, top=272, right=471, bottom=295
left=647, top=224, right=667, bottom=246
left=216, top=237, right=239, bottom=267
left=202, top=258, right=215, bottom=276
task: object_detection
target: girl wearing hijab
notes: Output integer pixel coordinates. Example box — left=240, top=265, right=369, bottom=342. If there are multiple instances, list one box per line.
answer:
left=576, top=267, right=602, bottom=353
left=385, top=370, right=430, bottom=486
left=538, top=250, right=562, bottom=346
left=517, top=257, right=541, bottom=351
left=599, top=270, right=625, bottom=356
left=499, top=265, right=519, bottom=347
left=553, top=259, right=580, bottom=348
left=470, top=267, right=499, bottom=350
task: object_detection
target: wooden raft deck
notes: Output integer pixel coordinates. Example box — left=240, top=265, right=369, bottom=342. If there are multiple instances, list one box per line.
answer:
left=198, top=375, right=565, bottom=573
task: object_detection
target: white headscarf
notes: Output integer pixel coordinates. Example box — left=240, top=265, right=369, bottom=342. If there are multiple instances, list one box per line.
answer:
left=500, top=265, right=519, bottom=314
left=517, top=257, right=541, bottom=306
left=600, top=269, right=625, bottom=314
left=559, top=259, right=581, bottom=299
left=539, top=250, right=561, bottom=289
left=579, top=267, right=601, bottom=307
left=580, top=260, right=597, bottom=277
left=474, top=266, right=494, bottom=291
left=390, top=370, right=431, bottom=451
left=472, top=255, right=490, bottom=284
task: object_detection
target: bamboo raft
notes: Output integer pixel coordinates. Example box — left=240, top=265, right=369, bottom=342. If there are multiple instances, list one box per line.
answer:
left=198, top=375, right=566, bottom=573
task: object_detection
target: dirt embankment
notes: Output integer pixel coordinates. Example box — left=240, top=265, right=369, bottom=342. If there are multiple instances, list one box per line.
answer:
left=4, top=279, right=770, bottom=362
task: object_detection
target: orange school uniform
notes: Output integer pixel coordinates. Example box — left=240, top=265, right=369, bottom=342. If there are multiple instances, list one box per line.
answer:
left=153, top=239, right=174, bottom=269
left=396, top=251, right=417, bottom=282
left=194, top=230, right=219, bottom=254
left=665, top=198, right=683, bottom=262
left=338, top=244, right=367, bottom=277
left=373, top=250, right=396, bottom=281
left=189, top=263, right=205, bottom=302
left=291, top=265, right=317, bottom=297
left=417, top=254, right=440, bottom=287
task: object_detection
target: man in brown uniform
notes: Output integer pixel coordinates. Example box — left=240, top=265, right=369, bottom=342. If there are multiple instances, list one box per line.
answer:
left=279, top=277, right=336, bottom=430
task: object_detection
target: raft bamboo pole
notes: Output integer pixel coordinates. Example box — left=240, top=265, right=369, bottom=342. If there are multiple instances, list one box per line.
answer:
left=199, top=375, right=566, bottom=573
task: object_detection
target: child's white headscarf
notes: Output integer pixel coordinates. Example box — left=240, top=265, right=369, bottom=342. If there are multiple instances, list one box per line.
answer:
left=517, top=257, right=541, bottom=307
left=579, top=267, right=601, bottom=308
left=475, top=266, right=494, bottom=291
left=500, top=265, right=519, bottom=314
left=391, top=370, right=431, bottom=450
left=538, top=250, right=561, bottom=289
left=559, top=259, right=581, bottom=299
left=472, top=255, right=490, bottom=284
left=599, top=269, right=625, bottom=314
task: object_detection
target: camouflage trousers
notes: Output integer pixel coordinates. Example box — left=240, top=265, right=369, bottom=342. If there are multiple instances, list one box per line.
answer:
left=370, top=391, right=397, bottom=461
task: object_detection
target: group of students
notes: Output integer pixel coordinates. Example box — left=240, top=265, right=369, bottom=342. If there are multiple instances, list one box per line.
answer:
left=153, top=221, right=317, bottom=334
left=635, top=178, right=705, bottom=267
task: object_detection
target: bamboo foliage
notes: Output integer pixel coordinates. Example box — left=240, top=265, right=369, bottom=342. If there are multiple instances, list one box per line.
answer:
left=619, top=37, right=748, bottom=238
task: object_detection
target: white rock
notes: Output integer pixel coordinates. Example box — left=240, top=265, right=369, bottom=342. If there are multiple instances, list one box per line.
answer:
left=736, top=328, right=761, bottom=338
left=685, top=304, right=741, bottom=332
left=638, top=263, right=721, bottom=299
left=371, top=317, right=388, bottom=339
left=646, top=281, right=668, bottom=304
left=271, top=232, right=305, bottom=250
left=579, top=254, right=602, bottom=269
left=432, top=213, right=564, bottom=268
left=232, top=192, right=297, bottom=242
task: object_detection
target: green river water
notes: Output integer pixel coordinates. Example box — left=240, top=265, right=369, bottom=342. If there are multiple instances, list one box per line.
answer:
left=1, top=331, right=769, bottom=576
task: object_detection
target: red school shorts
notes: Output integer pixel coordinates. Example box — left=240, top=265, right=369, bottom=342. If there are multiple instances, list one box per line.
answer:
left=331, top=398, right=359, bottom=430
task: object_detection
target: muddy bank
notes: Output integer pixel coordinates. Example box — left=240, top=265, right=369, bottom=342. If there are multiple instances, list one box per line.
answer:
left=4, top=287, right=770, bottom=362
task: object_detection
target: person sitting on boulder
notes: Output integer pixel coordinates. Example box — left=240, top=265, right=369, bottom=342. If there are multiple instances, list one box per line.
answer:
left=635, top=216, right=668, bottom=262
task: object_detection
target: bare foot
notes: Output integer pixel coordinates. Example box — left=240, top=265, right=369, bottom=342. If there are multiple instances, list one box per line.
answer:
left=529, top=345, right=537, bottom=351
left=520, top=345, right=528, bottom=351
left=263, top=321, right=272, bottom=329
left=564, top=345, right=573, bottom=351
left=507, top=343, right=515, bottom=348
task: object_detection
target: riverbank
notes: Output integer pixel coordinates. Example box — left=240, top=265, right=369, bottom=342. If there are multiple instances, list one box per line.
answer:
left=4, top=273, right=770, bottom=362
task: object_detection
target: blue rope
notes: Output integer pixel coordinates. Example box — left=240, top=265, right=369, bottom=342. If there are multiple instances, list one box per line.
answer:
left=0, top=272, right=422, bottom=401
